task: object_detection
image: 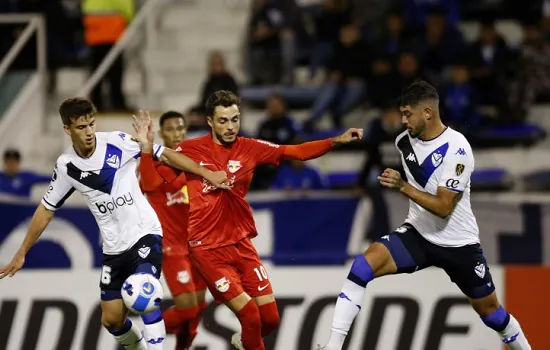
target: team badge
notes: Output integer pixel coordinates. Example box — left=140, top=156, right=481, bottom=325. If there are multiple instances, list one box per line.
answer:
left=215, top=277, right=231, bottom=292
left=431, top=152, right=443, bottom=167
left=177, top=270, right=190, bottom=284
left=474, top=263, right=486, bottom=278
left=227, top=160, right=242, bottom=173
left=455, top=164, right=465, bottom=176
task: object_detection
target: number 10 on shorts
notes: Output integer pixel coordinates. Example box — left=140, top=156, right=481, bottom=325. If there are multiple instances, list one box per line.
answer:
left=253, top=265, right=268, bottom=281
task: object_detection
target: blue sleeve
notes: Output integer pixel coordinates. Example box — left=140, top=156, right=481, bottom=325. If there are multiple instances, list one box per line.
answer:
left=30, top=173, right=55, bottom=183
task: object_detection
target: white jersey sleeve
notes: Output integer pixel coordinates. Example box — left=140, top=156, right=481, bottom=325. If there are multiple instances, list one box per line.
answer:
left=41, top=160, right=75, bottom=211
left=437, top=140, right=474, bottom=193
left=109, top=131, right=164, bottom=162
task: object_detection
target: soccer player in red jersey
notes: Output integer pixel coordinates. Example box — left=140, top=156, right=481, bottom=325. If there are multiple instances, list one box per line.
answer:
left=140, top=111, right=207, bottom=350
left=134, top=91, right=363, bottom=350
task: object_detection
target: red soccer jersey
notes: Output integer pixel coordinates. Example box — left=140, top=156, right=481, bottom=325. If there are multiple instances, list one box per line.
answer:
left=174, top=135, right=285, bottom=251
left=141, top=161, right=190, bottom=255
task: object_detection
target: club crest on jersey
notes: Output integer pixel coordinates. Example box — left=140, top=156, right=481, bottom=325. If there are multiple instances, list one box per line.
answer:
left=106, top=153, right=120, bottom=169
left=456, top=164, right=465, bottom=176
left=177, top=270, right=190, bottom=284
left=474, top=263, right=486, bottom=278
left=227, top=160, right=242, bottom=173
left=138, top=246, right=151, bottom=259
left=215, top=277, right=230, bottom=293
left=431, top=152, right=443, bottom=167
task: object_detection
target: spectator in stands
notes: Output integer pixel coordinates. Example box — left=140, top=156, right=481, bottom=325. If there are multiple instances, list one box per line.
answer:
left=257, top=94, right=298, bottom=145
left=403, top=0, right=460, bottom=29
left=507, top=19, right=550, bottom=121
left=184, top=106, right=210, bottom=140
left=304, top=24, right=369, bottom=130
left=200, top=51, right=239, bottom=107
left=0, top=149, right=51, bottom=198
left=442, top=61, right=480, bottom=137
left=246, top=0, right=285, bottom=84
left=371, top=10, right=416, bottom=64
left=272, top=160, right=327, bottom=192
left=309, top=0, right=351, bottom=80
left=467, top=18, right=512, bottom=107
left=82, top=0, right=132, bottom=111
left=277, top=0, right=306, bottom=85
left=420, top=7, right=465, bottom=83
left=356, top=105, right=403, bottom=241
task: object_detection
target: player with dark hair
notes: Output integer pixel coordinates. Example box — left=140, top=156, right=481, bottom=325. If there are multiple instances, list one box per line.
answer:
left=140, top=111, right=207, bottom=349
left=0, top=98, right=228, bottom=350
left=318, top=81, right=531, bottom=350
left=134, top=90, right=363, bottom=350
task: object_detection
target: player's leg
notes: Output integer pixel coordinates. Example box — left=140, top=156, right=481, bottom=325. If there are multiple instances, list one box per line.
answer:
left=184, top=267, right=208, bottom=347
left=442, top=244, right=531, bottom=350
left=190, top=247, right=264, bottom=350
left=100, top=254, right=148, bottom=350
left=324, top=224, right=431, bottom=350
left=238, top=238, right=281, bottom=338
left=131, top=234, right=166, bottom=349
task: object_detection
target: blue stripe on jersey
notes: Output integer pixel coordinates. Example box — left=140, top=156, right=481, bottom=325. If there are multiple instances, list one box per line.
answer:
left=397, top=136, right=449, bottom=187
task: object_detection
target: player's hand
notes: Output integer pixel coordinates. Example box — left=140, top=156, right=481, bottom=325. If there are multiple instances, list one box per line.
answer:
left=132, top=110, right=155, bottom=152
left=0, top=253, right=25, bottom=279
left=332, top=128, right=364, bottom=146
left=378, top=168, right=405, bottom=190
left=205, top=170, right=232, bottom=190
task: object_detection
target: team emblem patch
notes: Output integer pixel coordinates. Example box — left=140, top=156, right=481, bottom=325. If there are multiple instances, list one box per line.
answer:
left=227, top=160, right=242, bottom=173
left=431, top=152, right=443, bottom=167
left=474, top=263, right=486, bottom=278
left=177, top=270, right=190, bottom=284
left=455, top=164, right=465, bottom=176
left=215, top=277, right=230, bottom=293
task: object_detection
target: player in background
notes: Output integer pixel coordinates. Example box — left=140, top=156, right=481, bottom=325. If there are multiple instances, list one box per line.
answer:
left=0, top=98, right=229, bottom=350
left=134, top=90, right=363, bottom=350
left=318, top=81, right=531, bottom=350
left=140, top=111, right=207, bottom=350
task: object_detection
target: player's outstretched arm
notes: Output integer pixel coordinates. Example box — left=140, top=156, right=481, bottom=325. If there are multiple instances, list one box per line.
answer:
left=283, top=128, right=363, bottom=161
left=378, top=168, right=460, bottom=218
left=0, top=204, right=55, bottom=279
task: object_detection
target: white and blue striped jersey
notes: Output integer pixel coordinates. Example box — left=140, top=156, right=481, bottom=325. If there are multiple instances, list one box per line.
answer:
left=42, top=131, right=165, bottom=254
left=395, top=127, right=479, bottom=247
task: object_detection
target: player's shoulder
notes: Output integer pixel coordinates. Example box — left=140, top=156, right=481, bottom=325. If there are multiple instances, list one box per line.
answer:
left=101, top=131, right=138, bottom=144
left=394, top=130, right=409, bottom=148
left=245, top=137, right=281, bottom=149
left=174, top=135, right=208, bottom=151
left=53, top=151, right=72, bottom=174
left=446, top=128, right=473, bottom=152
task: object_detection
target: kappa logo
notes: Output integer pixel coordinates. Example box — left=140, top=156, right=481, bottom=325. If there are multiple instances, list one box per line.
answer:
left=215, top=277, right=231, bottom=293
left=227, top=160, right=242, bottom=173
left=381, top=235, right=390, bottom=241
left=138, top=246, right=151, bottom=259
left=406, top=153, right=416, bottom=162
left=455, top=148, right=466, bottom=156
left=106, top=154, right=120, bottom=169
left=474, top=263, right=486, bottom=278
left=80, top=171, right=90, bottom=180
left=431, top=152, right=443, bottom=167
left=118, top=132, right=126, bottom=140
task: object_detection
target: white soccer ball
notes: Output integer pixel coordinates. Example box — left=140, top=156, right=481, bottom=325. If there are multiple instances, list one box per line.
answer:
left=121, top=273, right=164, bottom=314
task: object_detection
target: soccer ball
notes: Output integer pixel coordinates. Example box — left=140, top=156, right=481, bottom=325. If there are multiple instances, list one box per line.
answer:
left=121, top=273, right=164, bottom=314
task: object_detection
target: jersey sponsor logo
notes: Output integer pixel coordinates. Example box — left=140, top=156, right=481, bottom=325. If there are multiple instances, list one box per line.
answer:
left=258, top=283, right=270, bottom=291
left=455, top=148, right=466, bottom=156
left=455, top=164, right=465, bottom=176
left=199, top=161, right=214, bottom=166
left=106, top=153, right=120, bottom=169
left=177, top=270, right=190, bottom=284
left=215, top=277, right=231, bottom=293
left=166, top=186, right=189, bottom=206
left=227, top=160, right=242, bottom=173
left=189, top=240, right=202, bottom=247
left=51, top=164, right=58, bottom=182
left=406, top=153, right=416, bottom=162
left=202, top=175, right=235, bottom=193
left=431, top=152, right=443, bottom=167
left=474, top=263, right=486, bottom=278
left=256, top=139, right=280, bottom=148
left=138, top=246, right=151, bottom=259
left=446, top=179, right=460, bottom=189
left=95, top=192, right=134, bottom=214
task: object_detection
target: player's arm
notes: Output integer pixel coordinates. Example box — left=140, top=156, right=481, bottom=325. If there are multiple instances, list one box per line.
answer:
left=139, top=153, right=186, bottom=192
left=400, top=184, right=461, bottom=218
left=282, top=128, right=363, bottom=161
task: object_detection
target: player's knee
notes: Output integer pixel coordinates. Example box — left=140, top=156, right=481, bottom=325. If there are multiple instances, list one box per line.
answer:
left=101, top=311, right=126, bottom=330
left=238, top=300, right=262, bottom=330
left=259, top=302, right=280, bottom=333
left=364, top=242, right=395, bottom=276
left=480, top=305, right=510, bottom=332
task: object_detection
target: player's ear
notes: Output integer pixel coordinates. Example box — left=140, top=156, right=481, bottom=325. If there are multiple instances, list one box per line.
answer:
left=63, top=125, right=71, bottom=136
left=424, top=107, right=432, bottom=120
left=207, top=116, right=213, bottom=128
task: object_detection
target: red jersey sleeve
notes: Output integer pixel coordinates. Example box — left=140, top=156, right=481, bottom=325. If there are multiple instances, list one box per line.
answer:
left=246, top=138, right=286, bottom=166
left=139, top=153, right=185, bottom=191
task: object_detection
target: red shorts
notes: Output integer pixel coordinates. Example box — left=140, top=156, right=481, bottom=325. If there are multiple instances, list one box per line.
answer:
left=163, top=252, right=207, bottom=297
left=190, top=238, right=273, bottom=303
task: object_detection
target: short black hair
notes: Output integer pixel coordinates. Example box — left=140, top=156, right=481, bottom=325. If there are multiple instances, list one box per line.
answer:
left=159, top=111, right=186, bottom=128
left=188, top=105, right=206, bottom=116
left=205, top=90, right=241, bottom=117
left=399, top=80, right=439, bottom=107
left=59, top=98, right=96, bottom=126
left=3, top=148, right=21, bottom=161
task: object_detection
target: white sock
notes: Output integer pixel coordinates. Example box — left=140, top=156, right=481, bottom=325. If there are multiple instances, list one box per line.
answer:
left=326, top=279, right=366, bottom=350
left=142, top=317, right=166, bottom=349
left=113, top=321, right=148, bottom=350
left=500, top=314, right=531, bottom=350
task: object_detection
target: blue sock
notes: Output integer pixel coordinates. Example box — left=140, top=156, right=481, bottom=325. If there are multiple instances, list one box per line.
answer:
left=107, top=319, right=132, bottom=336
left=141, top=309, right=163, bottom=325
left=347, top=255, right=374, bottom=287
left=481, top=306, right=510, bottom=332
